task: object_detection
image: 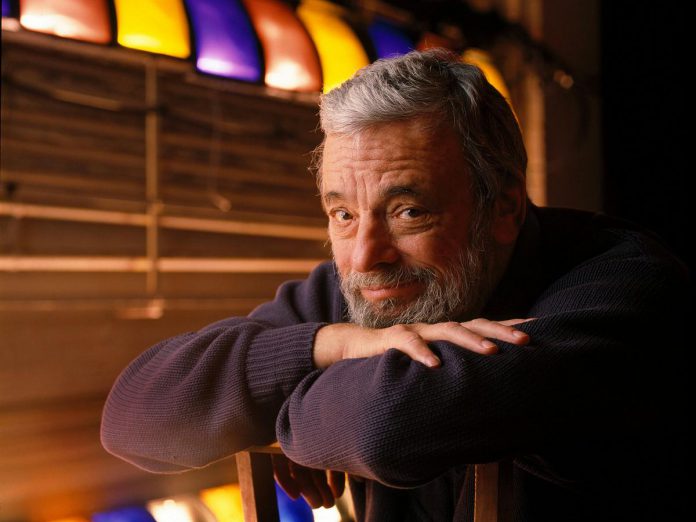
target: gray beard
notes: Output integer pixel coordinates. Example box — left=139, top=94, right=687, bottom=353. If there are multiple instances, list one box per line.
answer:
left=339, top=240, right=492, bottom=328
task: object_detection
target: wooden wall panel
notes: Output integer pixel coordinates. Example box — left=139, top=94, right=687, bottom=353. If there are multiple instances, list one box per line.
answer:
left=1, top=32, right=326, bottom=521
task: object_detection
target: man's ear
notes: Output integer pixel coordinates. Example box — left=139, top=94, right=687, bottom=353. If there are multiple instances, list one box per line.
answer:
left=491, top=172, right=527, bottom=246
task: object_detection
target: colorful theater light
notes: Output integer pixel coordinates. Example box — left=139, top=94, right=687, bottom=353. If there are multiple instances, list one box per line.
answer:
left=19, top=0, right=111, bottom=43
left=185, top=0, right=262, bottom=81
left=199, top=484, right=245, bottom=522
left=113, top=0, right=190, bottom=58
left=92, top=506, right=157, bottom=522
left=147, top=496, right=216, bottom=522
left=275, top=483, right=314, bottom=522
left=297, top=0, right=369, bottom=92
left=416, top=32, right=458, bottom=52
left=368, top=18, right=413, bottom=59
left=461, top=48, right=512, bottom=102
left=243, top=0, right=322, bottom=91
left=2, top=0, right=13, bottom=17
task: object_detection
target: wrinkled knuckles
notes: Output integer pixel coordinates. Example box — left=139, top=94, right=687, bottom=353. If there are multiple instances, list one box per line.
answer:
left=442, top=321, right=461, bottom=329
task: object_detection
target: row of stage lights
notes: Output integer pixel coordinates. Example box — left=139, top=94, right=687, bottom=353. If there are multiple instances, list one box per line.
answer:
left=46, top=483, right=342, bottom=522
left=1, top=0, right=511, bottom=97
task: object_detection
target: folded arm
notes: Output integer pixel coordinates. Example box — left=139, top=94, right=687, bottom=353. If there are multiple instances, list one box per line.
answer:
left=100, top=263, right=340, bottom=472
left=276, top=243, right=687, bottom=487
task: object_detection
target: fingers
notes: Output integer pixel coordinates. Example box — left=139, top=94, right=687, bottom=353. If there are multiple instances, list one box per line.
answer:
left=328, top=469, right=346, bottom=499
left=498, top=317, right=536, bottom=327
left=274, top=455, right=341, bottom=509
left=415, top=318, right=532, bottom=355
left=310, top=468, right=337, bottom=508
left=272, top=454, right=300, bottom=499
left=288, top=462, right=325, bottom=508
left=379, top=325, right=441, bottom=368
left=460, top=318, right=531, bottom=346
left=415, top=321, right=501, bottom=355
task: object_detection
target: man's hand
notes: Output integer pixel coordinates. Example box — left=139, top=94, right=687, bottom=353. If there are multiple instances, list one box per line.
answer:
left=272, top=453, right=345, bottom=509
left=313, top=318, right=532, bottom=369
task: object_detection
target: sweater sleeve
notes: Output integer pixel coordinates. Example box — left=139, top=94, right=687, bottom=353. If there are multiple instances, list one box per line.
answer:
left=276, top=234, right=688, bottom=487
left=100, top=262, right=338, bottom=473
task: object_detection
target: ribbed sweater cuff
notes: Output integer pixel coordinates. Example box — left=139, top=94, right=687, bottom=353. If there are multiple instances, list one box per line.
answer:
left=246, top=322, right=324, bottom=402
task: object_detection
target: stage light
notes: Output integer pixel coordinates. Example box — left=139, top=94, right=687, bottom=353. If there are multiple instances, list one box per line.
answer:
left=92, top=506, right=157, bottom=522
left=243, top=0, right=322, bottom=91
left=114, top=0, right=190, bottom=58
left=461, top=48, right=511, bottom=102
left=368, top=17, right=413, bottom=59
left=19, top=0, right=111, bottom=43
left=185, top=0, right=262, bottom=82
left=275, top=483, right=313, bottom=522
left=199, top=484, right=245, bottom=522
left=296, top=0, right=369, bottom=92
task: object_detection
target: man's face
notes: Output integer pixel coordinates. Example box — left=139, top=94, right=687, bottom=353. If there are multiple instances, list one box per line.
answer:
left=321, top=118, right=493, bottom=327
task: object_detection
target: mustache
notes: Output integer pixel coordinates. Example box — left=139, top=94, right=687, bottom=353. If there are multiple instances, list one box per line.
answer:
left=341, top=264, right=437, bottom=290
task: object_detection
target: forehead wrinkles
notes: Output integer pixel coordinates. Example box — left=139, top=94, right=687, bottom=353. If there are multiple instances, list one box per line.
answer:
left=324, top=132, right=436, bottom=179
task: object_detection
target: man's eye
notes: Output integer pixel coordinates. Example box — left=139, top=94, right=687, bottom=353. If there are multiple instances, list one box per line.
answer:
left=332, top=210, right=353, bottom=222
left=399, top=207, right=426, bottom=219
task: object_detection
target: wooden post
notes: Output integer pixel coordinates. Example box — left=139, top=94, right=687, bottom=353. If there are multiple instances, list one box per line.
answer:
left=236, top=451, right=281, bottom=522
left=474, top=461, right=514, bottom=522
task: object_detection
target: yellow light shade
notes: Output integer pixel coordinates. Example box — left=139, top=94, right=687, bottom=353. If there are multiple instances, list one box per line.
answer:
left=297, top=0, right=369, bottom=92
left=461, top=48, right=511, bottom=102
left=200, top=484, right=245, bottom=522
left=114, top=0, right=190, bottom=58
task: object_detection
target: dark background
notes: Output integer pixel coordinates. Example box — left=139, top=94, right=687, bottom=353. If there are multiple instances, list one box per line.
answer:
left=601, top=2, right=691, bottom=275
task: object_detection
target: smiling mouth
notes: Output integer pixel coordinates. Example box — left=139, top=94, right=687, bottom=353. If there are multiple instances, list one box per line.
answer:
left=360, top=281, right=422, bottom=301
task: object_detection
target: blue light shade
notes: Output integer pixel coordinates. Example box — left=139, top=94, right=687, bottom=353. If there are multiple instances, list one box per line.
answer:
left=368, top=18, right=413, bottom=59
left=275, top=483, right=313, bottom=522
left=185, top=0, right=262, bottom=82
left=2, top=0, right=12, bottom=18
left=92, top=507, right=156, bottom=522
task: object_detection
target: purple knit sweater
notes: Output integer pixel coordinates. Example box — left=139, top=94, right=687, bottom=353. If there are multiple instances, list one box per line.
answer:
left=101, top=207, right=688, bottom=521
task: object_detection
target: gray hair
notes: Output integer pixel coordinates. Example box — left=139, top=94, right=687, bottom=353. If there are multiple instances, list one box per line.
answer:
left=313, top=49, right=527, bottom=219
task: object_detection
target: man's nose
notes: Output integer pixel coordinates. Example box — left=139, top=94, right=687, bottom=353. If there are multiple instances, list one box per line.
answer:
left=351, top=216, right=399, bottom=272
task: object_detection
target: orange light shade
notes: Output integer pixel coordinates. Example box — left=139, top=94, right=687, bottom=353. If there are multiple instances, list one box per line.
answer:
left=461, top=48, right=512, bottom=102
left=416, top=32, right=458, bottom=52
left=297, top=0, right=369, bottom=92
left=243, top=0, right=322, bottom=92
left=19, top=0, right=111, bottom=43
left=114, top=0, right=190, bottom=58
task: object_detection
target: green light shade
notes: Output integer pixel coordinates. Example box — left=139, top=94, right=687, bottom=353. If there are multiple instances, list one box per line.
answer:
left=114, top=0, right=190, bottom=58
left=297, top=0, right=369, bottom=92
left=19, top=0, right=111, bottom=43
left=243, top=0, right=322, bottom=92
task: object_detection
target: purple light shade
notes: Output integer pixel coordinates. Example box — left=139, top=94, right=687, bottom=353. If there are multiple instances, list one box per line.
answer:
left=2, top=0, right=13, bottom=18
left=185, top=0, right=262, bottom=82
left=92, top=506, right=156, bottom=522
left=368, top=18, right=413, bottom=59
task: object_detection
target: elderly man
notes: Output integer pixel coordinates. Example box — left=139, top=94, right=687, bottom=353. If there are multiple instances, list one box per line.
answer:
left=102, top=50, right=687, bottom=520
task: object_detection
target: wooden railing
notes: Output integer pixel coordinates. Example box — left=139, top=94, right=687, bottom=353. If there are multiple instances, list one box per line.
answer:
left=236, top=445, right=513, bottom=522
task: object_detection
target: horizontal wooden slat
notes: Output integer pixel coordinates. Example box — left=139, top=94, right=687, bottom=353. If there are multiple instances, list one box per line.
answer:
left=0, top=271, right=294, bottom=300
left=0, top=203, right=327, bottom=240
left=0, top=256, right=324, bottom=272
